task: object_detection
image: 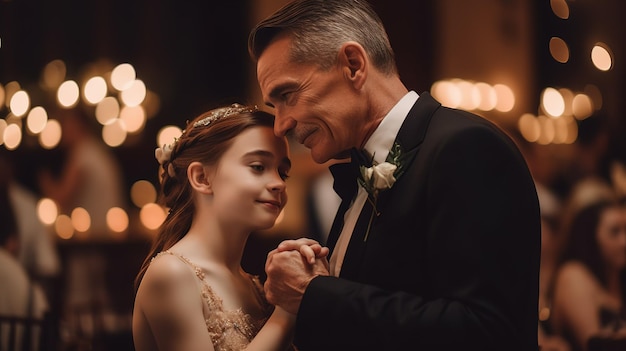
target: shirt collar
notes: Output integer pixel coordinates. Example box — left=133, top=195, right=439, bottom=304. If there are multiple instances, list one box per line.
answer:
left=364, top=91, right=419, bottom=164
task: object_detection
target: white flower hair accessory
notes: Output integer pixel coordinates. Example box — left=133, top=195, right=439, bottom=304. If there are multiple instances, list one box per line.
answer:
left=155, top=142, right=176, bottom=177
left=155, top=143, right=174, bottom=165
left=357, top=142, right=407, bottom=241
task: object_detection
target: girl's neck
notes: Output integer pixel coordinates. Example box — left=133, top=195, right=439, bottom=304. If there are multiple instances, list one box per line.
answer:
left=178, top=222, right=250, bottom=273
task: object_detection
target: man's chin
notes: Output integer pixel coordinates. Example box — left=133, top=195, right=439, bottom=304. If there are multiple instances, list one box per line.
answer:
left=309, top=148, right=332, bottom=164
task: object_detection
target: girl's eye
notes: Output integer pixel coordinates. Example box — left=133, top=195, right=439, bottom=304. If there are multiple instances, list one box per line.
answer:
left=279, top=172, right=290, bottom=181
left=251, top=164, right=265, bottom=172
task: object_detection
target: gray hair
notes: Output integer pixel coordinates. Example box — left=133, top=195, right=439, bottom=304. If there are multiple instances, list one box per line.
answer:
left=249, top=0, right=397, bottom=75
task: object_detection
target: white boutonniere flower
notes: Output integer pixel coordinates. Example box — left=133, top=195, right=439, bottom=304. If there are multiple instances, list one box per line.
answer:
left=363, top=161, right=397, bottom=192
left=357, top=143, right=406, bottom=241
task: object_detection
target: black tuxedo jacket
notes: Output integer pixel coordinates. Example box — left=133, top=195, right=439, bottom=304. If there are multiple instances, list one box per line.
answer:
left=294, top=92, right=541, bottom=350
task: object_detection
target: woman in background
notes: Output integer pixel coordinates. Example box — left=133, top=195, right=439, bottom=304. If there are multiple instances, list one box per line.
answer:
left=550, top=196, right=626, bottom=350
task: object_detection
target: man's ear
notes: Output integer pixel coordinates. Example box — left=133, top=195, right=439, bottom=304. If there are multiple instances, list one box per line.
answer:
left=187, top=161, right=213, bottom=194
left=339, top=41, right=368, bottom=89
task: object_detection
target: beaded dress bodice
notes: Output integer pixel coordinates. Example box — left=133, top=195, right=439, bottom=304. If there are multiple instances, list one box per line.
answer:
left=153, top=250, right=272, bottom=351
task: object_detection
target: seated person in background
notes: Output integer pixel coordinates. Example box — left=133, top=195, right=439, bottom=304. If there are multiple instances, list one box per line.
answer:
left=1, top=151, right=61, bottom=306
left=0, top=157, right=49, bottom=350
left=550, top=196, right=626, bottom=351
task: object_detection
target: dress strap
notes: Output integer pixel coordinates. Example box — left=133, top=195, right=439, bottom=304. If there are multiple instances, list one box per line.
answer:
left=152, top=250, right=225, bottom=312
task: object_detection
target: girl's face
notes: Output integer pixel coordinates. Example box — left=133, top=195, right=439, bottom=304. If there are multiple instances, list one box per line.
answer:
left=596, top=205, right=626, bottom=271
left=208, top=126, right=291, bottom=232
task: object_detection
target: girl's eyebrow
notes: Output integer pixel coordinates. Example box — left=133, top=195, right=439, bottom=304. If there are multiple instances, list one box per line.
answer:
left=244, top=149, right=292, bottom=169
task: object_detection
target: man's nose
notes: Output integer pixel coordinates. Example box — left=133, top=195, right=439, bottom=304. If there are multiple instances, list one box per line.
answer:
left=273, top=113, right=296, bottom=137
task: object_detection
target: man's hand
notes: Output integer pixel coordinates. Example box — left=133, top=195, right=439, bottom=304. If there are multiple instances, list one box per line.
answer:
left=276, top=238, right=330, bottom=264
left=264, top=238, right=330, bottom=314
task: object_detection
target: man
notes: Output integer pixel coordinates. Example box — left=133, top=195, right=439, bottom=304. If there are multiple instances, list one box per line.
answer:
left=249, top=0, right=541, bottom=350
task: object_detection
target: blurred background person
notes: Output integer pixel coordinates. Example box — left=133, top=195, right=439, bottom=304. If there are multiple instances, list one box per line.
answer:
left=550, top=194, right=626, bottom=351
left=37, top=106, right=128, bottom=347
left=536, top=185, right=572, bottom=351
left=38, top=106, right=126, bottom=237
left=0, top=152, right=50, bottom=351
left=0, top=150, right=61, bottom=312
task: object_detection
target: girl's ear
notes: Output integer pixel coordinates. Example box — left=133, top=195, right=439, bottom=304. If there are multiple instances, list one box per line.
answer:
left=187, top=161, right=213, bottom=194
left=338, top=41, right=368, bottom=90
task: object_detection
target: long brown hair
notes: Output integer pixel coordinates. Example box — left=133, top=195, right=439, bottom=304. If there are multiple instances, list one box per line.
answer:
left=134, top=105, right=275, bottom=289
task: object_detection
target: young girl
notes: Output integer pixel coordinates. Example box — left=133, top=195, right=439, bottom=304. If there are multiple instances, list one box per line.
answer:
left=132, top=104, right=327, bottom=351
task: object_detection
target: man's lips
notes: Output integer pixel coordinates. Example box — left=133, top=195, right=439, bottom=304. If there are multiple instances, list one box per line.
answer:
left=295, top=127, right=316, bottom=145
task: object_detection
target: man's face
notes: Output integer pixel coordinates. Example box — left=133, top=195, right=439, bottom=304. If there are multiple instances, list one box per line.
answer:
left=256, top=35, right=364, bottom=163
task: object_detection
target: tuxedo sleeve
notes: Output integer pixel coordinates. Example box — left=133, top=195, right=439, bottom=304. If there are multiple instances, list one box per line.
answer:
left=294, top=122, right=541, bottom=351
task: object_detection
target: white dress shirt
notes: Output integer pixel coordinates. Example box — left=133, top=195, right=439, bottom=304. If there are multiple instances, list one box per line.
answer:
left=329, top=91, right=419, bottom=276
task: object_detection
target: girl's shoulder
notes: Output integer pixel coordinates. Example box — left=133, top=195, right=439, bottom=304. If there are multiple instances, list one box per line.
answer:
left=141, top=250, right=203, bottom=290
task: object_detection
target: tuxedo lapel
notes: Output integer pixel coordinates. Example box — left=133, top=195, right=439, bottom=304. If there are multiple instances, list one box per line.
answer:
left=339, top=92, right=441, bottom=278
left=326, top=196, right=352, bottom=253
left=395, top=92, right=440, bottom=152
left=337, top=199, right=374, bottom=277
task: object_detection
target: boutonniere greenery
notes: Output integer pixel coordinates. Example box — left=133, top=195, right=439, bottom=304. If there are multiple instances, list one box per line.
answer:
left=357, top=142, right=407, bottom=241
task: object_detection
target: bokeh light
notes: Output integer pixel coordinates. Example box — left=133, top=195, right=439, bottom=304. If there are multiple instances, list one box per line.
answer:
left=102, top=118, right=127, bottom=147
left=111, top=63, right=136, bottom=91
left=57, top=80, right=80, bottom=107
left=591, top=43, right=613, bottom=71
left=37, top=198, right=58, bottom=226
left=550, top=0, right=570, bottom=20
left=9, top=90, right=30, bottom=117
left=39, top=119, right=62, bottom=149
left=0, top=84, right=5, bottom=107
left=71, top=207, right=91, bottom=232
left=41, top=60, right=67, bottom=91
left=549, top=37, right=569, bottom=63
left=119, top=105, right=146, bottom=134
left=3, top=123, right=22, bottom=150
left=83, top=76, right=108, bottom=105
left=120, top=79, right=146, bottom=107
left=131, top=180, right=157, bottom=208
left=55, top=214, right=75, bottom=240
left=3, top=81, right=20, bottom=109
left=140, top=203, right=167, bottom=230
left=541, top=87, right=565, bottom=117
left=572, top=93, right=593, bottom=120
left=107, top=207, right=129, bottom=233
left=518, top=113, right=540, bottom=143
left=95, top=96, right=120, bottom=125
left=26, top=106, right=48, bottom=134
left=157, top=125, right=183, bottom=147
left=0, top=119, right=7, bottom=145
left=493, top=84, right=515, bottom=112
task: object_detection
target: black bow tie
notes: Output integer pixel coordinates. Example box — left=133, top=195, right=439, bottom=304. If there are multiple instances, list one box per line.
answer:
left=329, top=148, right=371, bottom=201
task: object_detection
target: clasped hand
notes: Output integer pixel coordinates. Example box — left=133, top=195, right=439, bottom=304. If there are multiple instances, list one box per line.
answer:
left=264, top=238, right=330, bottom=314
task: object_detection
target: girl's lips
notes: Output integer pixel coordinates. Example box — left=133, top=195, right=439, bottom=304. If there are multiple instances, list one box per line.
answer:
left=259, top=200, right=282, bottom=211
